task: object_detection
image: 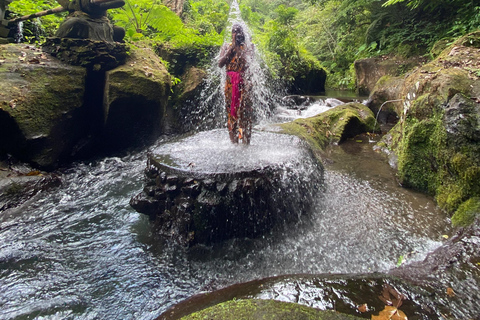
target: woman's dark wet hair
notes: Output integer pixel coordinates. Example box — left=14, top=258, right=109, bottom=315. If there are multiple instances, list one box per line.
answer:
left=232, top=24, right=245, bottom=44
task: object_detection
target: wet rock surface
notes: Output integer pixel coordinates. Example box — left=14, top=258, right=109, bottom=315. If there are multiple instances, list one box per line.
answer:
left=159, top=218, right=480, bottom=320
left=391, top=218, right=480, bottom=319
left=130, top=129, right=324, bottom=245
left=0, top=161, right=62, bottom=213
left=42, top=37, right=127, bottom=71
left=0, top=44, right=87, bottom=169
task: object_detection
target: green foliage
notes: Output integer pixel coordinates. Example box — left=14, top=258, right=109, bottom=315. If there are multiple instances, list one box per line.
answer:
left=238, top=0, right=323, bottom=88
left=7, top=0, right=65, bottom=41
left=109, top=0, right=225, bottom=70
left=185, top=0, right=229, bottom=34
left=275, top=5, right=298, bottom=26
left=110, top=0, right=185, bottom=42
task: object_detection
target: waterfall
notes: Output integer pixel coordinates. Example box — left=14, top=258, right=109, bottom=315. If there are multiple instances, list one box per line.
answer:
left=187, top=0, right=286, bottom=132
left=14, top=21, right=23, bottom=43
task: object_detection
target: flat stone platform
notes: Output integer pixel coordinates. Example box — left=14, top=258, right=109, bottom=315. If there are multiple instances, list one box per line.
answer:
left=131, top=129, right=324, bottom=245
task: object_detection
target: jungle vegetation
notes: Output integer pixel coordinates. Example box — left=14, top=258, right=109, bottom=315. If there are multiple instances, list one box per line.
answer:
left=7, top=0, right=480, bottom=89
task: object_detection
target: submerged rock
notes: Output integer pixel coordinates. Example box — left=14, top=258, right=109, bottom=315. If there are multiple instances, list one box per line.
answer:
left=159, top=217, right=480, bottom=320
left=130, top=129, right=324, bottom=245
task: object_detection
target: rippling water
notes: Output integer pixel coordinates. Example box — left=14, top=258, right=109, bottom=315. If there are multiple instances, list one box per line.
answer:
left=0, top=130, right=452, bottom=319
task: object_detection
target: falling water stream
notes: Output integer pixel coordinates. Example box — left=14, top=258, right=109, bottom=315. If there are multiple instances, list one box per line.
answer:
left=0, top=2, right=459, bottom=319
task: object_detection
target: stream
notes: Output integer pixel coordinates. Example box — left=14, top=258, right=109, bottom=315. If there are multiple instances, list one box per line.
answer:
left=0, top=126, right=453, bottom=319
left=0, top=1, right=458, bottom=318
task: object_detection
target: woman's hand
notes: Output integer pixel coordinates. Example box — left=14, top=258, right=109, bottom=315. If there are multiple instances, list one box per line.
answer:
left=218, top=44, right=235, bottom=68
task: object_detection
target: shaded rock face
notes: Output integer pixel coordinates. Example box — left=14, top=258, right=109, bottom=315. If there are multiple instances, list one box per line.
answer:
left=165, top=66, right=208, bottom=134
left=0, top=44, right=87, bottom=169
left=155, top=43, right=218, bottom=76
left=354, top=57, right=423, bottom=96
left=0, top=44, right=171, bottom=169
left=366, top=75, right=404, bottom=124
left=103, top=47, right=171, bottom=150
left=130, top=130, right=324, bottom=246
left=292, top=67, right=326, bottom=95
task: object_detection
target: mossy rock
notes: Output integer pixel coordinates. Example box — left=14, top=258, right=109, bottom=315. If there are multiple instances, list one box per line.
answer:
left=374, top=32, right=480, bottom=223
left=452, top=197, right=480, bottom=227
left=279, top=102, right=379, bottom=152
left=0, top=44, right=87, bottom=169
left=181, top=299, right=363, bottom=320
left=367, top=75, right=404, bottom=117
left=102, top=46, right=171, bottom=148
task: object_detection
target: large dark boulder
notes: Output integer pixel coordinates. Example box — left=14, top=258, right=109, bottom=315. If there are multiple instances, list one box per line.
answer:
left=0, top=44, right=172, bottom=168
left=0, top=44, right=87, bottom=169
left=102, top=46, right=171, bottom=149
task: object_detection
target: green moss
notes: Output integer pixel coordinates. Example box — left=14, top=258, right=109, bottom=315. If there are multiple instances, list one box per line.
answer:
left=379, top=32, right=480, bottom=223
left=451, top=197, right=480, bottom=227
left=397, top=112, right=445, bottom=194
left=280, top=103, right=378, bottom=152
left=436, top=152, right=480, bottom=213
left=2, top=65, right=86, bottom=138
left=181, top=299, right=363, bottom=320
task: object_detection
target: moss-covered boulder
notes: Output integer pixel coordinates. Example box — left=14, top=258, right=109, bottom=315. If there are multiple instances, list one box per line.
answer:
left=354, top=56, right=423, bottom=96
left=279, top=102, right=379, bottom=151
left=103, top=46, right=171, bottom=149
left=367, top=75, right=404, bottom=121
left=376, top=31, right=480, bottom=224
left=0, top=44, right=87, bottom=169
left=181, top=299, right=363, bottom=320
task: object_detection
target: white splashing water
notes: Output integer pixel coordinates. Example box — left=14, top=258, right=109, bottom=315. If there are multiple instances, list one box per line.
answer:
left=14, top=21, right=24, bottom=43
left=190, top=0, right=286, bottom=132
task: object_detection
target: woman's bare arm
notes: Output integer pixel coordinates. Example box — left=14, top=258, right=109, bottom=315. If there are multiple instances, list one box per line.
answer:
left=218, top=44, right=234, bottom=68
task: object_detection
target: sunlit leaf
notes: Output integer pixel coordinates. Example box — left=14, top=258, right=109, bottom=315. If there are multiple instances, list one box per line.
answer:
left=372, top=306, right=408, bottom=320
left=446, top=287, right=455, bottom=297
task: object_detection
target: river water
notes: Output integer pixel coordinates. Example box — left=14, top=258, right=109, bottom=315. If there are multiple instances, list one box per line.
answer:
left=0, top=1, right=453, bottom=318
left=0, top=126, right=452, bottom=319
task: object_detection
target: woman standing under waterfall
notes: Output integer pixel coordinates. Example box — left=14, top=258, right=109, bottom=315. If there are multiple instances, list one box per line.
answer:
left=218, top=24, right=253, bottom=144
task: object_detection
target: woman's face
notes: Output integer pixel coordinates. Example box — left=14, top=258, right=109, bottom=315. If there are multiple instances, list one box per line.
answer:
left=232, top=26, right=245, bottom=45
